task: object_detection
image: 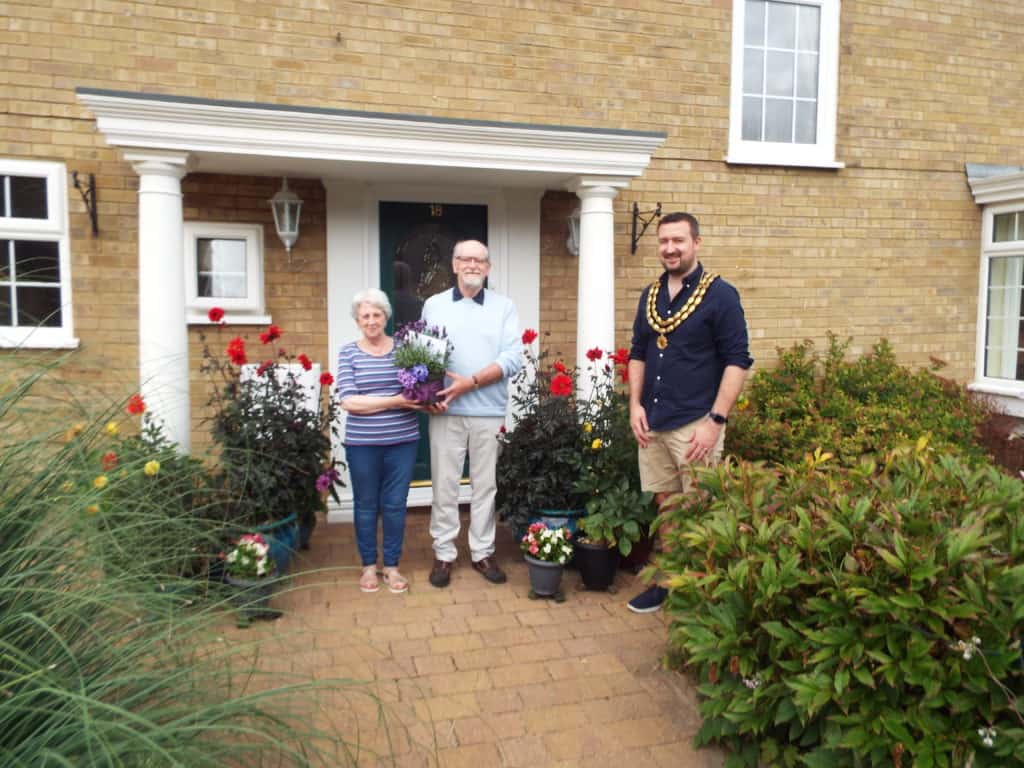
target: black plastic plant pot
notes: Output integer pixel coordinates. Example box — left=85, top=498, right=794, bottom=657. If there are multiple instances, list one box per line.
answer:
left=574, top=540, right=620, bottom=591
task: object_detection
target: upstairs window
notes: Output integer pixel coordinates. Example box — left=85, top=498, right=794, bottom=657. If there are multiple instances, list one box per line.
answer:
left=727, top=0, right=842, bottom=168
left=0, top=160, right=76, bottom=348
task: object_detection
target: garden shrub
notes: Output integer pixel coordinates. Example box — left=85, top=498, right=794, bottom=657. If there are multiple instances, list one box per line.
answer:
left=726, top=335, right=990, bottom=467
left=659, top=442, right=1024, bottom=767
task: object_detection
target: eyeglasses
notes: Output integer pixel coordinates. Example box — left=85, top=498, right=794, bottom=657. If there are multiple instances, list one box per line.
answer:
left=455, top=256, right=490, bottom=265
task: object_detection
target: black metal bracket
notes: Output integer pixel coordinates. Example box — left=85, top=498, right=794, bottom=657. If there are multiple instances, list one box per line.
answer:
left=630, top=201, right=661, bottom=254
left=72, top=171, right=98, bottom=236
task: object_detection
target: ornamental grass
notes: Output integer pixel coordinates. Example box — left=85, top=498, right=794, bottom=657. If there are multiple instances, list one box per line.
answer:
left=0, top=355, right=379, bottom=766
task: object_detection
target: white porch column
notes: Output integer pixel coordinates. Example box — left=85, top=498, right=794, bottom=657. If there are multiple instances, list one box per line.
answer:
left=571, top=180, right=625, bottom=393
left=125, top=151, right=193, bottom=451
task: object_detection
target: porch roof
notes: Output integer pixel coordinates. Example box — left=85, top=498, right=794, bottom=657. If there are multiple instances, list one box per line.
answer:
left=76, top=88, right=666, bottom=188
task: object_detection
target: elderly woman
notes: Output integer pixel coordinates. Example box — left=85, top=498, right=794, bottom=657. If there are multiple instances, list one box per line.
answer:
left=337, top=288, right=421, bottom=593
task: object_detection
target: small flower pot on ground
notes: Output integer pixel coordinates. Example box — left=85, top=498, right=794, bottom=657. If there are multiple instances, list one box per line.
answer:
left=225, top=574, right=280, bottom=623
left=524, top=555, right=565, bottom=597
left=574, top=539, right=620, bottom=591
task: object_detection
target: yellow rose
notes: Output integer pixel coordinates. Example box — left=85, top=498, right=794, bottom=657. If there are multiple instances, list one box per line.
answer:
left=591, top=438, right=603, bottom=450
left=85, top=504, right=100, bottom=515
left=93, top=475, right=109, bottom=490
left=144, top=460, right=161, bottom=477
left=104, top=421, right=120, bottom=436
left=583, top=422, right=593, bottom=433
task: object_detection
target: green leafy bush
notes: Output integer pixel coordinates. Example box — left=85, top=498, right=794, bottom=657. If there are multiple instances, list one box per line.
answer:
left=726, top=335, right=989, bottom=467
left=659, top=443, right=1024, bottom=767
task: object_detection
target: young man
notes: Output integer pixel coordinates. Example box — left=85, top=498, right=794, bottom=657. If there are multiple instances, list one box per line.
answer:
left=626, top=212, right=753, bottom=613
left=421, top=239, right=522, bottom=588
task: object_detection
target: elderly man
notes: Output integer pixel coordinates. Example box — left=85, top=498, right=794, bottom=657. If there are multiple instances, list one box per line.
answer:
left=627, top=212, right=753, bottom=613
left=422, top=239, right=522, bottom=588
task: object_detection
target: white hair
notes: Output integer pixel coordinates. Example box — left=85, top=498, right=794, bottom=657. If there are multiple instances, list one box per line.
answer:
left=350, top=288, right=392, bottom=321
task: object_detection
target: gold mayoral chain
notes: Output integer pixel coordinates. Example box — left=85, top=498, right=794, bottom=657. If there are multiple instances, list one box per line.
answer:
left=647, top=271, right=719, bottom=349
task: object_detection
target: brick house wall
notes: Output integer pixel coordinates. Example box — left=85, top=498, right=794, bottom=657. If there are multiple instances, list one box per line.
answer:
left=2, top=0, right=1021, bottom=423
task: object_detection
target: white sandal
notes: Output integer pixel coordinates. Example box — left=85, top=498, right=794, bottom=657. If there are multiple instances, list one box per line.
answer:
left=382, top=568, right=409, bottom=594
left=359, top=565, right=379, bottom=593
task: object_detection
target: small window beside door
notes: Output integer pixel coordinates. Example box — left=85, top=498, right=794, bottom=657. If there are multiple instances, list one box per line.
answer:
left=981, top=208, right=1024, bottom=383
left=184, top=222, right=270, bottom=324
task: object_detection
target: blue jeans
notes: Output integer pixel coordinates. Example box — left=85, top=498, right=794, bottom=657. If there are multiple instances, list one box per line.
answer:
left=345, top=441, right=417, bottom=567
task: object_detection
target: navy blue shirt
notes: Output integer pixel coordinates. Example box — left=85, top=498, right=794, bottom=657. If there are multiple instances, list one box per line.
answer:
left=629, top=263, right=753, bottom=432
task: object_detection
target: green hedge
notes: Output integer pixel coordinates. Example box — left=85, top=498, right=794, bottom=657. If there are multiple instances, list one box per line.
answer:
left=725, top=335, right=989, bottom=468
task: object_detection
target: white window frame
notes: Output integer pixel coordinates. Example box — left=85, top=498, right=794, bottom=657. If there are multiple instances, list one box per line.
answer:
left=0, top=159, right=78, bottom=349
left=971, top=200, right=1024, bottom=417
left=183, top=221, right=270, bottom=325
left=726, top=0, right=843, bottom=169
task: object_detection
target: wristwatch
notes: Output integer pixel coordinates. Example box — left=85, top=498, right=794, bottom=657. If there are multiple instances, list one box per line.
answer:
left=707, top=411, right=728, bottom=425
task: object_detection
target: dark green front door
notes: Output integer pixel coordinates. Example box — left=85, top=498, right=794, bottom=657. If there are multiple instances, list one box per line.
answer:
left=379, top=201, right=488, bottom=483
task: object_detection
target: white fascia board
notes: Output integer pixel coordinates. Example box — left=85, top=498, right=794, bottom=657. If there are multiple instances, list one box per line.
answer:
left=77, top=91, right=665, bottom=179
left=968, top=171, right=1024, bottom=205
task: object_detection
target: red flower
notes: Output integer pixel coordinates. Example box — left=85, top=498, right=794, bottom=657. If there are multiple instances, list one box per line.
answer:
left=586, top=347, right=603, bottom=361
left=125, top=394, right=146, bottom=415
left=553, top=360, right=567, bottom=374
left=256, top=360, right=273, bottom=377
left=297, top=353, right=313, bottom=371
left=259, top=325, right=282, bottom=345
left=521, top=328, right=538, bottom=345
left=619, top=366, right=629, bottom=384
left=101, top=451, right=118, bottom=471
left=498, top=425, right=507, bottom=434
left=207, top=307, right=225, bottom=323
left=319, top=372, right=334, bottom=387
left=550, top=373, right=573, bottom=397
left=226, top=337, right=247, bottom=366
left=610, top=348, right=630, bottom=366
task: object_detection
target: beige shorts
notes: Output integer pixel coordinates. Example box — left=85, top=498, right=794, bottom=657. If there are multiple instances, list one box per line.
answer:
left=638, top=417, right=726, bottom=493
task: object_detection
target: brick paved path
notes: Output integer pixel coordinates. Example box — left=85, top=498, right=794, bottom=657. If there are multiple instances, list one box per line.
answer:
left=242, top=512, right=726, bottom=767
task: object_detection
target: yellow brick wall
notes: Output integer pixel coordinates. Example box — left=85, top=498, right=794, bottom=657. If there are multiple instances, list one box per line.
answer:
left=3, top=0, right=1022, bottom=416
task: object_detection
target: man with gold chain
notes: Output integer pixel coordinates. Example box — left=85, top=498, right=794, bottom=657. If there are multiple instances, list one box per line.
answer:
left=626, top=211, right=753, bottom=613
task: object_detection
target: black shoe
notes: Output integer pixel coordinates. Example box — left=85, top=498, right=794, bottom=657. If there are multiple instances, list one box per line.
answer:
left=429, top=559, right=453, bottom=588
left=627, top=585, right=668, bottom=614
left=471, top=557, right=507, bottom=584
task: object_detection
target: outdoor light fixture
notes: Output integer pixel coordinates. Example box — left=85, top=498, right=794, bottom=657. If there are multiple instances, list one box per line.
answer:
left=269, top=177, right=302, bottom=255
left=566, top=207, right=581, bottom=257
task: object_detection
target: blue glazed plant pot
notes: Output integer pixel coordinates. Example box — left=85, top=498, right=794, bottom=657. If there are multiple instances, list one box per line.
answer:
left=253, top=513, right=298, bottom=575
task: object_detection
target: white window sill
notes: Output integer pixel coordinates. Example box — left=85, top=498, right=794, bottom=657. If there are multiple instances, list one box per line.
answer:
left=0, top=332, right=80, bottom=349
left=725, top=153, right=845, bottom=170
left=187, top=313, right=273, bottom=326
left=969, top=380, right=1024, bottom=418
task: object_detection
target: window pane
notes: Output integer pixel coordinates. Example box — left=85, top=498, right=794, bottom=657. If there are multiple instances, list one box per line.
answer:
left=764, top=99, right=793, bottom=142
left=0, top=178, right=5, bottom=217
left=795, top=101, right=817, bottom=143
left=197, top=238, right=247, bottom=273
left=993, top=212, right=1018, bottom=242
left=13, top=240, right=60, bottom=283
left=744, top=0, right=766, bottom=45
left=0, top=286, right=10, bottom=325
left=9, top=176, right=48, bottom=219
left=766, top=50, right=794, bottom=96
left=766, top=1, right=796, bottom=49
left=742, top=96, right=763, bottom=140
left=985, top=256, right=1024, bottom=379
left=0, top=240, right=8, bottom=281
left=798, top=4, right=820, bottom=50
left=211, top=275, right=246, bottom=298
left=796, top=52, right=819, bottom=98
left=743, top=47, right=764, bottom=93
left=16, top=286, right=62, bottom=327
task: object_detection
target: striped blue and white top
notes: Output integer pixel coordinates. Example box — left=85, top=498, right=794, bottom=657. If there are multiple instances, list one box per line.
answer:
left=336, top=342, right=420, bottom=446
